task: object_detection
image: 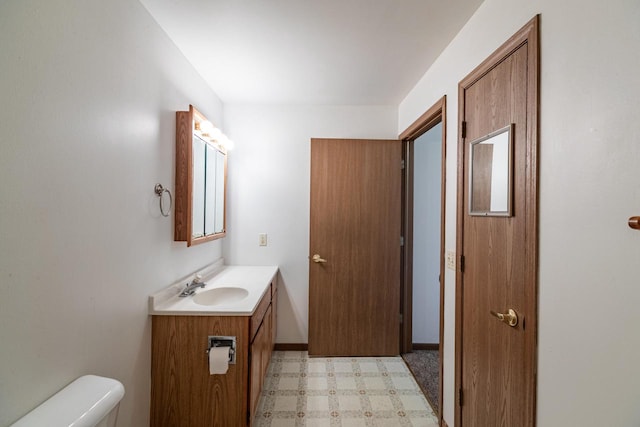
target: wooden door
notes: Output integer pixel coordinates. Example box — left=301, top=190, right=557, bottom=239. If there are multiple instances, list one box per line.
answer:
left=309, top=138, right=401, bottom=356
left=455, top=17, right=539, bottom=427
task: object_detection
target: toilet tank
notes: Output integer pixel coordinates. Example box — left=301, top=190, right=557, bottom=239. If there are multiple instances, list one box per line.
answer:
left=11, top=375, right=125, bottom=427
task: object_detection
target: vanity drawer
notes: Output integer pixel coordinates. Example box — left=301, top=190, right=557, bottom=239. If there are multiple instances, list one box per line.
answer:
left=250, top=284, right=271, bottom=342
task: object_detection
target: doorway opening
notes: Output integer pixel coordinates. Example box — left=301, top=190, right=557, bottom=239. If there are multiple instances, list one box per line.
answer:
left=399, top=96, right=446, bottom=424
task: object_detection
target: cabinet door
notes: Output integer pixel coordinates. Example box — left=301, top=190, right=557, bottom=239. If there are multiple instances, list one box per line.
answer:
left=250, top=304, right=274, bottom=423
left=151, top=315, right=248, bottom=427
left=204, top=144, right=217, bottom=236
left=214, top=148, right=226, bottom=233
left=271, top=289, right=277, bottom=345
left=191, top=135, right=206, bottom=238
left=250, top=320, right=265, bottom=420
left=262, top=305, right=273, bottom=380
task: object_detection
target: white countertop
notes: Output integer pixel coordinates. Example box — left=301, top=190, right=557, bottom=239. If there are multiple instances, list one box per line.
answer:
left=149, top=264, right=279, bottom=316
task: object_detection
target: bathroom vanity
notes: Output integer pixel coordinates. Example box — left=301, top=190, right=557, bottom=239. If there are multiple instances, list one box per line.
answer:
left=149, top=264, right=278, bottom=426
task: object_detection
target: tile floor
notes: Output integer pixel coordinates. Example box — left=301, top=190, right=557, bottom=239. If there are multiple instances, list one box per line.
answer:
left=253, top=351, right=438, bottom=427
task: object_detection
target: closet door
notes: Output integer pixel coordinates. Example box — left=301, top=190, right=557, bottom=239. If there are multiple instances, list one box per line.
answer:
left=309, top=138, right=401, bottom=356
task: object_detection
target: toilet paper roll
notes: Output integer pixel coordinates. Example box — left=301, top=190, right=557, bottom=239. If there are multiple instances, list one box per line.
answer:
left=209, top=346, right=230, bottom=375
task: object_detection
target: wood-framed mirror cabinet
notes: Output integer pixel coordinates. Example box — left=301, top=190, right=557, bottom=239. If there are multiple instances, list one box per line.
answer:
left=175, top=105, right=227, bottom=246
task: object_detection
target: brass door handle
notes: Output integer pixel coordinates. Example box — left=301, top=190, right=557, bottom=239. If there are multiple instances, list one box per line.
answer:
left=311, top=254, right=327, bottom=263
left=490, top=308, right=518, bottom=327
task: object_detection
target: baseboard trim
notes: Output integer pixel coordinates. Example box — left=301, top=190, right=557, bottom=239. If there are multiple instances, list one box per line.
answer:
left=275, top=343, right=437, bottom=352
left=412, top=343, right=439, bottom=351
left=274, top=343, right=309, bottom=351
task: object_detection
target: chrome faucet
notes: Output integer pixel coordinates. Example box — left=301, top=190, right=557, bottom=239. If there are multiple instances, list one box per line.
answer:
left=179, top=275, right=206, bottom=297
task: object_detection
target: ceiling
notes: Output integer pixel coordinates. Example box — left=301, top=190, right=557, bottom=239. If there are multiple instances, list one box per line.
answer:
left=140, top=0, right=484, bottom=105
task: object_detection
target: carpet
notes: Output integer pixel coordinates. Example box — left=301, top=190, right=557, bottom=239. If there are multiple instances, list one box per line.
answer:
left=402, top=350, right=440, bottom=413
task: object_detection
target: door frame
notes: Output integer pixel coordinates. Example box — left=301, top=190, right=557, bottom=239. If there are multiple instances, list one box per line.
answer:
left=454, top=16, right=540, bottom=426
left=399, top=95, right=446, bottom=425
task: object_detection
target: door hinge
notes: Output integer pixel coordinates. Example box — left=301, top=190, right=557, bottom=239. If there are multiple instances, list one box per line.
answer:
left=461, top=121, right=467, bottom=139
left=401, top=159, right=405, bottom=169
left=400, top=236, right=405, bottom=246
left=458, top=388, right=464, bottom=406
left=399, top=313, right=403, bottom=323
left=460, top=255, right=465, bottom=273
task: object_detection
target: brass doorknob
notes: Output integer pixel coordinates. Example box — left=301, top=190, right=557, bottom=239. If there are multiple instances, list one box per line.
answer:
left=311, top=254, right=327, bottom=263
left=490, top=308, right=518, bottom=327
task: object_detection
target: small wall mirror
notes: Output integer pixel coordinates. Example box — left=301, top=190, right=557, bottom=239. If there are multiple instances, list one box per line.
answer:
left=469, top=124, right=513, bottom=216
left=175, top=105, right=227, bottom=246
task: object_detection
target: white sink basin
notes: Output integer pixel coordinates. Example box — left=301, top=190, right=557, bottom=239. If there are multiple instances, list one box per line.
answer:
left=192, top=287, right=249, bottom=307
left=149, top=265, right=279, bottom=315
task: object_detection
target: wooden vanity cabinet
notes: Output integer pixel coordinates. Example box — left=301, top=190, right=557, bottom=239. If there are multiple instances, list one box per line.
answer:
left=150, top=282, right=276, bottom=427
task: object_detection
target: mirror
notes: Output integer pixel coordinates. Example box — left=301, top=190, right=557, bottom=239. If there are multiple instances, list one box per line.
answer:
left=469, top=124, right=513, bottom=216
left=204, top=143, right=226, bottom=235
left=192, top=135, right=206, bottom=237
left=175, top=105, right=227, bottom=246
left=214, top=148, right=226, bottom=233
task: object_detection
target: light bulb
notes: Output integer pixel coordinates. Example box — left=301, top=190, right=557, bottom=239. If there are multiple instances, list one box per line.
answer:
left=210, top=127, right=223, bottom=141
left=200, top=120, right=214, bottom=135
left=218, top=135, right=234, bottom=150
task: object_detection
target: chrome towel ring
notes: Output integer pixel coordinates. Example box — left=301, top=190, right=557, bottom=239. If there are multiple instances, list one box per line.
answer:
left=154, top=183, right=172, bottom=217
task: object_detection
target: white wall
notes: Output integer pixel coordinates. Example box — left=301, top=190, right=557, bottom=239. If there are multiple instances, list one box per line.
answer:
left=222, top=105, right=398, bottom=344
left=399, top=0, right=640, bottom=425
left=412, top=123, right=442, bottom=344
left=0, top=1, right=225, bottom=425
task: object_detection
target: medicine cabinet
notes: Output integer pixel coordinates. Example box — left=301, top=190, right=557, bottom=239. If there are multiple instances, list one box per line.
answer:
left=175, top=105, right=227, bottom=246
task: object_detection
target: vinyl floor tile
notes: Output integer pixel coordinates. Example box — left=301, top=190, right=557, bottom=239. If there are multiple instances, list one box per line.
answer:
left=253, top=351, right=437, bottom=427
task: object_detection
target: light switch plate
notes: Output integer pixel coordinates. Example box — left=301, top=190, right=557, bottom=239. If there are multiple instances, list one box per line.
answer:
left=259, top=233, right=268, bottom=246
left=446, top=251, right=456, bottom=270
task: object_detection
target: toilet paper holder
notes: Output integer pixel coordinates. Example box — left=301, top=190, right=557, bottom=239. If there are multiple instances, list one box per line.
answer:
left=206, top=336, right=236, bottom=365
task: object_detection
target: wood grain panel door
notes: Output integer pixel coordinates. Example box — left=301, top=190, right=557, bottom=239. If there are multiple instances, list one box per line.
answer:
left=309, top=138, right=401, bottom=356
left=455, top=17, right=539, bottom=427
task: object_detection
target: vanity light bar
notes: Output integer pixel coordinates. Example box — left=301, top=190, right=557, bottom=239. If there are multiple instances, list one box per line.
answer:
left=194, top=120, right=234, bottom=150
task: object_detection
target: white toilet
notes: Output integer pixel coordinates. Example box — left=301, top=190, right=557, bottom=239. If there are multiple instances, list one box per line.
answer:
left=11, top=375, right=125, bottom=427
